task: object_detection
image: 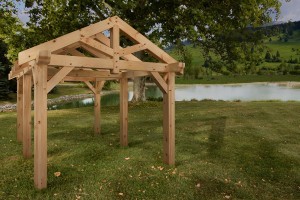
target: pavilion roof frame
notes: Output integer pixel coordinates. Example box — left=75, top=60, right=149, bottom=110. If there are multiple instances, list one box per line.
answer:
left=9, top=16, right=184, bottom=189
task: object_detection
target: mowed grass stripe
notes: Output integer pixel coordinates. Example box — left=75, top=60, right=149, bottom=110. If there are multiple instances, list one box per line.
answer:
left=0, top=101, right=299, bottom=199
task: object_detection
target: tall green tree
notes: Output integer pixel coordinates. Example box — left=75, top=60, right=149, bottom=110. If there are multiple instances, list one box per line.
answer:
left=2, top=0, right=285, bottom=100
left=0, top=40, right=11, bottom=99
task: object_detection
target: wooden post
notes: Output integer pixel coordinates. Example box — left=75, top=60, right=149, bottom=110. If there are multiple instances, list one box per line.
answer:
left=94, top=81, right=104, bottom=135
left=23, top=74, right=32, bottom=158
left=110, top=24, right=120, bottom=74
left=17, top=77, right=24, bottom=142
left=33, top=51, right=50, bottom=189
left=120, top=74, right=128, bottom=146
left=163, top=72, right=175, bottom=165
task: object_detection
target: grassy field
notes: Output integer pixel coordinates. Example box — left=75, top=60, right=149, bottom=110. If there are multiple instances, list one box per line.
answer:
left=1, top=101, right=299, bottom=199
left=170, top=30, right=300, bottom=71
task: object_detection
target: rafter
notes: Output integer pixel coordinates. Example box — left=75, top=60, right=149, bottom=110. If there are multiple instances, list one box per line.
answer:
left=81, top=44, right=110, bottom=59
left=119, top=43, right=147, bottom=56
left=80, top=37, right=114, bottom=57
left=115, top=16, right=177, bottom=64
left=18, top=17, right=115, bottom=65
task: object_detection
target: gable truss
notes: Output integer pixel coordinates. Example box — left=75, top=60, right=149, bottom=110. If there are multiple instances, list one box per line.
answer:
left=9, top=16, right=184, bottom=190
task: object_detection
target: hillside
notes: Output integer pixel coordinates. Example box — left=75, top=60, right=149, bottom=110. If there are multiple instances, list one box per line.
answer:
left=170, top=29, right=300, bottom=78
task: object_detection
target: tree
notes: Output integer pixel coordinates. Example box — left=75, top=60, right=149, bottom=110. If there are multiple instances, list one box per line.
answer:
left=0, top=40, right=10, bottom=99
left=2, top=0, right=284, bottom=101
left=265, top=51, right=271, bottom=61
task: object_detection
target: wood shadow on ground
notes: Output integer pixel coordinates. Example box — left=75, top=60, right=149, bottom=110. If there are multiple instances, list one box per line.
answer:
left=208, top=116, right=227, bottom=156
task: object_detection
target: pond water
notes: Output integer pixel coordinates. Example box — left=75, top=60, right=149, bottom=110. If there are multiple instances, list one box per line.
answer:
left=48, top=82, right=300, bottom=110
left=175, top=82, right=300, bottom=101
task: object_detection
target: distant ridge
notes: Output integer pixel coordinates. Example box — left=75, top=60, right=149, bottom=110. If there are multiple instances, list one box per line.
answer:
left=262, top=21, right=288, bottom=27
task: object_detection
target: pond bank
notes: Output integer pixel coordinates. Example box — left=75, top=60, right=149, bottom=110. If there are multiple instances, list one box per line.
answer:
left=0, top=94, right=92, bottom=112
left=0, top=91, right=118, bottom=112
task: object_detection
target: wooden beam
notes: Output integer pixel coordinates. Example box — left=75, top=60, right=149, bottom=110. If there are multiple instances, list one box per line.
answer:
left=66, top=48, right=85, bottom=57
left=33, top=50, right=50, bottom=189
left=84, top=81, right=96, bottom=94
left=110, top=25, right=120, bottom=74
left=92, top=32, right=180, bottom=76
left=47, top=67, right=74, bottom=93
left=117, top=60, right=168, bottom=71
left=17, top=77, right=24, bottom=142
left=93, top=33, right=110, bottom=46
left=49, top=55, right=180, bottom=73
left=80, top=37, right=114, bottom=57
left=167, top=62, right=185, bottom=75
left=151, top=72, right=167, bottom=93
left=49, top=55, right=113, bottom=69
left=59, top=76, right=97, bottom=82
left=115, top=16, right=177, bottom=64
left=52, top=42, right=81, bottom=55
left=9, top=62, right=32, bottom=80
left=47, top=67, right=114, bottom=78
left=125, top=71, right=149, bottom=78
left=92, top=33, right=145, bottom=62
left=80, top=44, right=109, bottom=59
left=163, top=72, right=175, bottom=165
left=18, top=17, right=115, bottom=65
left=119, top=43, right=147, bottom=56
left=120, top=73, right=128, bottom=146
left=23, top=74, right=32, bottom=158
left=94, top=81, right=105, bottom=135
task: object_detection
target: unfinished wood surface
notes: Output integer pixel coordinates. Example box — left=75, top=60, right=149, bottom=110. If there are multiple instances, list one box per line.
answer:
left=47, top=67, right=74, bottom=93
left=120, top=44, right=147, bottom=56
left=125, top=71, right=149, bottom=78
left=81, top=44, right=110, bottom=59
left=17, top=77, right=24, bottom=142
left=47, top=67, right=115, bottom=78
left=9, top=16, right=183, bottom=190
left=49, top=54, right=113, bottom=68
left=115, top=17, right=177, bottom=64
left=110, top=25, right=120, bottom=74
left=163, top=72, right=175, bottom=165
left=23, top=74, right=32, bottom=158
left=18, top=17, right=114, bottom=65
left=94, top=81, right=104, bottom=135
left=9, top=62, right=31, bottom=79
left=84, top=81, right=96, bottom=94
left=120, top=73, right=128, bottom=146
left=49, top=55, right=179, bottom=73
left=151, top=72, right=167, bottom=93
left=33, top=51, right=49, bottom=189
left=80, top=37, right=114, bottom=57
left=60, top=76, right=97, bottom=82
left=117, top=60, right=168, bottom=72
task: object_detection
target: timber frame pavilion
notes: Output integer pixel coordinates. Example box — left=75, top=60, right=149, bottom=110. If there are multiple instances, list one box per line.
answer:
left=9, top=16, right=184, bottom=189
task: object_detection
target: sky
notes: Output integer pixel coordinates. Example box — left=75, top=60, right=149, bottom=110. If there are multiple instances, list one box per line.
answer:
left=277, top=0, right=300, bottom=22
left=16, top=0, right=300, bottom=24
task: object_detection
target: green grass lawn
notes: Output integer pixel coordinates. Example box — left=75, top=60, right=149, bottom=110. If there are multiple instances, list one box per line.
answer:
left=1, top=101, right=299, bottom=199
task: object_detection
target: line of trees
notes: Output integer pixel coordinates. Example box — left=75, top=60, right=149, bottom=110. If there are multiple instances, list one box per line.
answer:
left=0, top=0, right=290, bottom=100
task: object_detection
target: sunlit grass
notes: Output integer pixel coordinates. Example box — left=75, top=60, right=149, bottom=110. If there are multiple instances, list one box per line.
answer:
left=0, top=101, right=299, bottom=199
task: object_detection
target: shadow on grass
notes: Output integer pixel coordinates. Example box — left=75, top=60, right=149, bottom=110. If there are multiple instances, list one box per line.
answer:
left=208, top=116, right=227, bottom=156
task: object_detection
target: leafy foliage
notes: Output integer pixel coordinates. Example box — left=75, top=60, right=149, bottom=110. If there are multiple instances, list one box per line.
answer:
left=1, top=0, right=283, bottom=63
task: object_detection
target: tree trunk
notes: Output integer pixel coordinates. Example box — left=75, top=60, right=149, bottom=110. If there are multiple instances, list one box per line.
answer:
left=131, top=77, right=146, bottom=102
left=131, top=50, right=146, bottom=102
